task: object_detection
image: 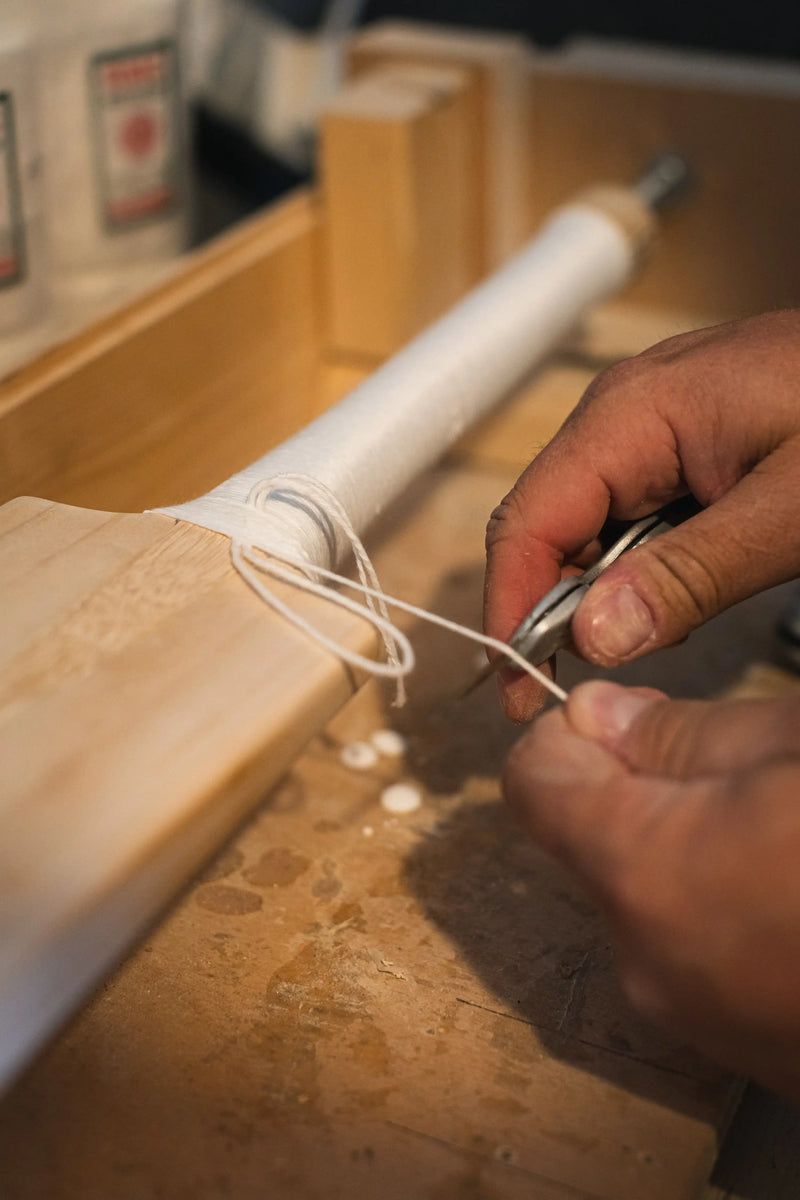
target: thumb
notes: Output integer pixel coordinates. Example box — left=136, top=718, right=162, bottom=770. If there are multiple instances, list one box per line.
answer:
left=573, top=454, right=800, bottom=666
left=567, top=681, right=800, bottom=780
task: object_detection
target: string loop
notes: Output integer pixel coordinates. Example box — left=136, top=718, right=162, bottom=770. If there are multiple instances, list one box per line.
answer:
left=231, top=473, right=567, bottom=708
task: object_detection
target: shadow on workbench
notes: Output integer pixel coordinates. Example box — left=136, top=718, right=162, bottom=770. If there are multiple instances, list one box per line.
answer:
left=387, top=558, right=800, bottom=1121
left=701, top=1083, right=800, bottom=1200
left=367, top=562, right=712, bottom=1117
left=406, top=794, right=725, bottom=1097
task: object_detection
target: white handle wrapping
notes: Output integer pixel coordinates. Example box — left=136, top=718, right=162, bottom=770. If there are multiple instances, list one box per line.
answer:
left=156, top=200, right=641, bottom=563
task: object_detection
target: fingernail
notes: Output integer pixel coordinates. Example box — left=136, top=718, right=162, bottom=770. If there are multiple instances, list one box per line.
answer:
left=569, top=681, right=658, bottom=743
left=583, top=584, right=654, bottom=663
left=497, top=673, right=547, bottom=724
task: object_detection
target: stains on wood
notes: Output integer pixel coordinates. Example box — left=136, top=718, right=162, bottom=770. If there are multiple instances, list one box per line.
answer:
left=243, top=847, right=312, bottom=888
left=198, top=847, right=245, bottom=883
left=0, top=466, right=742, bottom=1199
left=195, top=884, right=263, bottom=916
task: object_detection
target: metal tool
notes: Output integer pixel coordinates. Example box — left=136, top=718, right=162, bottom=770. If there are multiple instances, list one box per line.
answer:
left=631, top=151, right=694, bottom=213
left=467, top=494, right=702, bottom=692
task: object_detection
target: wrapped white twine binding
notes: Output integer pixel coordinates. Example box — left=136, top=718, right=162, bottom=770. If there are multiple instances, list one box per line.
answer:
left=152, top=193, right=650, bottom=708
left=228, top=473, right=567, bottom=707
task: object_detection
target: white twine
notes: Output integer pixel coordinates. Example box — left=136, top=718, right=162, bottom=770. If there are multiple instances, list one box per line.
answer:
left=230, top=473, right=567, bottom=708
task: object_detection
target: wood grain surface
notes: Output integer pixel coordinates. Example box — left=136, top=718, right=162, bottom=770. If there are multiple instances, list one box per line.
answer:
left=322, top=63, right=484, bottom=359
left=524, top=47, right=800, bottom=320
left=349, top=22, right=533, bottom=269
left=0, top=460, right=748, bottom=1200
left=0, top=494, right=375, bottom=1088
left=350, top=22, right=800, bottom=327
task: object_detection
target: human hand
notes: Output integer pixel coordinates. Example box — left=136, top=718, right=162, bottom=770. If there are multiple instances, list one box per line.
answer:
left=505, top=680, right=800, bottom=1098
left=485, top=310, right=800, bottom=721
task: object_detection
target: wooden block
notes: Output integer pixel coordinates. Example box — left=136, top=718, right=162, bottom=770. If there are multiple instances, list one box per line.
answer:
left=0, top=192, right=323, bottom=513
left=320, top=63, right=484, bottom=360
left=350, top=20, right=534, bottom=268
left=351, top=27, right=800, bottom=333
left=525, top=40, right=800, bottom=320
left=0, top=496, right=375, bottom=1088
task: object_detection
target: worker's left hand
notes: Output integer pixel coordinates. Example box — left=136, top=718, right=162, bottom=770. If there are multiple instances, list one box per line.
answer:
left=505, top=680, right=800, bottom=1098
left=484, top=312, right=800, bottom=722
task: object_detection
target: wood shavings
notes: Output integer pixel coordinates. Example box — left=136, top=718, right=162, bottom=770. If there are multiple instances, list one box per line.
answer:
left=369, top=948, right=408, bottom=980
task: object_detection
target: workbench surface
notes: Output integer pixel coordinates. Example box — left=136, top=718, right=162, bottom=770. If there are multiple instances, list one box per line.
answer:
left=3, top=20, right=800, bottom=1190
left=0, top=439, right=754, bottom=1200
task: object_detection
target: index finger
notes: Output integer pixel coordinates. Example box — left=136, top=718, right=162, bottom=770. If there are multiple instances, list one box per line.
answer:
left=484, top=370, right=686, bottom=720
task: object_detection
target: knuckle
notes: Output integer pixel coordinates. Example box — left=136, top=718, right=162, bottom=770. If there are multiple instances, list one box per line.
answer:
left=485, top=486, right=526, bottom=554
left=571, top=359, right=637, bottom=414
left=624, top=702, right=706, bottom=776
left=573, top=352, right=652, bottom=410
left=637, top=536, right=725, bottom=631
left=590, top=357, right=640, bottom=392
left=566, top=356, right=669, bottom=445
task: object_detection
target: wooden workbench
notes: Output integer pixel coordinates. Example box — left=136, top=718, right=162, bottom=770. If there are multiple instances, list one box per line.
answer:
left=0, top=432, right=746, bottom=1200
left=2, top=21, right=800, bottom=1198
left=6, top=370, right=796, bottom=1200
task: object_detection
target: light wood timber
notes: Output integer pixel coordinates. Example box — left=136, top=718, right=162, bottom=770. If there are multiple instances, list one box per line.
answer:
left=321, top=63, right=484, bottom=360
left=524, top=39, right=800, bottom=321
left=0, top=191, right=323, bottom=513
left=2, top=349, right=793, bottom=1197
left=349, top=21, right=534, bottom=269
left=0, top=461, right=748, bottom=1200
left=0, top=494, right=375, bottom=1090
left=350, top=23, right=800, bottom=342
left=7, top=32, right=796, bottom=518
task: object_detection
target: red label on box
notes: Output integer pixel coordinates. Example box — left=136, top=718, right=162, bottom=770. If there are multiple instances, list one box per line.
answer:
left=89, top=39, right=183, bottom=232
left=0, top=92, right=26, bottom=288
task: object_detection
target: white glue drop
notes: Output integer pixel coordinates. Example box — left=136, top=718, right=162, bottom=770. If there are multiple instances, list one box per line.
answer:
left=340, top=741, right=379, bottom=770
left=380, top=783, right=422, bottom=815
left=370, top=728, right=406, bottom=757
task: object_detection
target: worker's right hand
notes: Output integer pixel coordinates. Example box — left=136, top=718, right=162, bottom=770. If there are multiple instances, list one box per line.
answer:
left=504, top=681, right=800, bottom=1099
left=484, top=309, right=800, bottom=721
